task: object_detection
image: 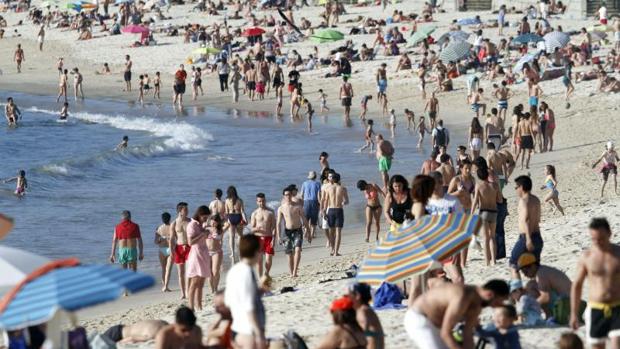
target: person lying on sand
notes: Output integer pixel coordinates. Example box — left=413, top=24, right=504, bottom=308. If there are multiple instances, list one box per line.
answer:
left=155, top=307, right=202, bottom=349
left=103, top=320, right=168, bottom=344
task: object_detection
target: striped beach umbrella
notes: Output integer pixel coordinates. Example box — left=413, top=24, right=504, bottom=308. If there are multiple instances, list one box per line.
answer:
left=437, top=30, right=470, bottom=45
left=512, top=33, right=543, bottom=44
left=407, top=25, right=436, bottom=47
left=0, top=246, right=50, bottom=297
left=0, top=259, right=154, bottom=330
left=543, top=31, right=570, bottom=53
left=356, top=213, right=480, bottom=286
left=439, top=40, right=471, bottom=63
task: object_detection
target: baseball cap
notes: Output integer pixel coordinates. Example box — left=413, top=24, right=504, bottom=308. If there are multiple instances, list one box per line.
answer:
left=308, top=171, right=316, bottom=179
left=517, top=252, right=538, bottom=269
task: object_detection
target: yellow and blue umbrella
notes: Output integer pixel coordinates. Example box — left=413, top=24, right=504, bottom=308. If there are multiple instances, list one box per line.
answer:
left=0, top=259, right=154, bottom=330
left=356, top=213, right=480, bottom=286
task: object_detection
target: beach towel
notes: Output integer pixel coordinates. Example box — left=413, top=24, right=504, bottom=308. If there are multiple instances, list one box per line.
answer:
left=373, top=282, right=404, bottom=310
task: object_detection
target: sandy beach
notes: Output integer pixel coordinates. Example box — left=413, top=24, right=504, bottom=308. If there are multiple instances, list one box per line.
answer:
left=2, top=0, right=620, bottom=348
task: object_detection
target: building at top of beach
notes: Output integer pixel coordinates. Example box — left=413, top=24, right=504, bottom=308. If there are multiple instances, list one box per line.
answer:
left=444, top=0, right=618, bottom=18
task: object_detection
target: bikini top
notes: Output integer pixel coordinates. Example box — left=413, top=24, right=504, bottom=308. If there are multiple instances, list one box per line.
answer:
left=365, top=188, right=378, bottom=201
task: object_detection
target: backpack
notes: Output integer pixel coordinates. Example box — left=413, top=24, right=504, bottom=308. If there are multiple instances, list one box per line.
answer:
left=435, top=127, right=446, bottom=146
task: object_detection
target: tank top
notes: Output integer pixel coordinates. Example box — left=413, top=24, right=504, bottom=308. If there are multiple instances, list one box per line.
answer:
left=390, top=193, right=413, bottom=224
left=175, top=216, right=189, bottom=245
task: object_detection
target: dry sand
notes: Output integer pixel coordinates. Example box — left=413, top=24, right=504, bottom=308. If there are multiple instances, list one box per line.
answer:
left=1, top=1, right=620, bottom=347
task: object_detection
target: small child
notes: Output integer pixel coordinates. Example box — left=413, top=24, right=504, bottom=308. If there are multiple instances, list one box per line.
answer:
left=303, top=98, right=314, bottom=133
left=388, top=109, right=396, bottom=138
left=59, top=102, right=69, bottom=120
left=4, top=170, right=27, bottom=197
left=359, top=119, right=375, bottom=152
left=360, top=95, right=372, bottom=121
left=405, top=108, right=415, bottom=131
left=143, top=74, right=151, bottom=96
left=116, top=135, right=129, bottom=151
left=476, top=304, right=522, bottom=349
left=138, top=74, right=145, bottom=103
left=557, top=332, right=583, bottom=349
left=540, top=164, right=565, bottom=215
left=510, top=279, right=543, bottom=326
left=153, top=72, right=161, bottom=99
left=318, top=89, right=329, bottom=113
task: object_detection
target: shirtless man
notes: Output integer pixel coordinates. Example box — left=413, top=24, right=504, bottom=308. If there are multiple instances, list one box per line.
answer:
left=339, top=76, right=354, bottom=121
left=376, top=63, right=388, bottom=104
left=376, top=135, right=394, bottom=191
left=349, top=283, right=384, bottom=349
left=498, top=147, right=516, bottom=179
left=103, top=320, right=168, bottom=344
left=276, top=187, right=308, bottom=277
left=251, top=193, right=276, bottom=277
left=73, top=68, right=84, bottom=101
left=321, top=172, right=349, bottom=256
left=14, top=44, right=24, bottom=73
left=437, top=154, right=455, bottom=194
left=510, top=175, right=542, bottom=279
left=516, top=252, right=576, bottom=325
left=486, top=111, right=504, bottom=151
left=155, top=307, right=202, bottom=349
left=469, top=88, right=486, bottom=118
left=259, top=59, right=271, bottom=95
left=4, top=97, right=21, bottom=126
left=517, top=113, right=535, bottom=169
left=170, top=202, right=191, bottom=299
left=57, top=69, right=68, bottom=103
left=471, top=167, right=502, bottom=266
left=124, top=55, right=133, bottom=92
left=421, top=148, right=440, bottom=175
left=487, top=142, right=508, bottom=191
left=424, top=91, right=439, bottom=129
left=405, top=280, right=509, bottom=349
left=571, top=218, right=620, bottom=348
left=528, top=82, right=543, bottom=110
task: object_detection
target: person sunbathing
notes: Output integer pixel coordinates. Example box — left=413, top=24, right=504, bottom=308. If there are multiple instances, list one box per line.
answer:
left=103, top=320, right=168, bottom=344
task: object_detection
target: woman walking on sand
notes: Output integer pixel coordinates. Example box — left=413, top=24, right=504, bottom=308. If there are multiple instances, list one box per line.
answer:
left=186, top=205, right=211, bottom=311
left=207, top=214, right=224, bottom=293
left=383, top=175, right=412, bottom=232
left=468, top=117, right=484, bottom=160
left=356, top=180, right=384, bottom=243
left=225, top=186, right=247, bottom=262
left=540, top=165, right=565, bottom=215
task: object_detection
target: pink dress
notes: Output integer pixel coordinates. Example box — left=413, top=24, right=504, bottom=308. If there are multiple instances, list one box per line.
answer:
left=186, top=219, right=212, bottom=278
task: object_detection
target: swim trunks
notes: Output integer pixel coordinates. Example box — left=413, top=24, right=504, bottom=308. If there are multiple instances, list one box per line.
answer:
left=247, top=81, right=256, bottom=91
left=478, top=209, right=498, bottom=224
left=510, top=232, right=543, bottom=269
left=173, top=83, right=186, bottom=94
left=602, top=164, right=618, bottom=181
left=341, top=97, right=352, bottom=107
left=327, top=208, right=344, bottom=228
left=471, top=103, right=480, bottom=112
left=378, top=156, right=392, bottom=172
left=404, top=309, right=449, bottom=349
left=498, top=99, right=508, bottom=109
left=377, top=79, right=387, bottom=93
left=284, top=228, right=303, bottom=254
left=586, top=302, right=620, bottom=344
left=426, top=111, right=437, bottom=120
left=103, top=324, right=124, bottom=343
left=124, top=71, right=132, bottom=82
left=117, top=246, right=137, bottom=265
left=288, top=83, right=296, bottom=93
left=520, top=135, right=534, bottom=150
left=174, top=244, right=191, bottom=264
left=258, top=235, right=275, bottom=255
left=528, top=96, right=538, bottom=107
left=303, top=200, right=320, bottom=226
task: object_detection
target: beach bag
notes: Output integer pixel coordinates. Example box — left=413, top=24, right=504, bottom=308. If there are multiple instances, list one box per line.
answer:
left=373, top=282, right=404, bottom=309
left=282, top=330, right=308, bottom=349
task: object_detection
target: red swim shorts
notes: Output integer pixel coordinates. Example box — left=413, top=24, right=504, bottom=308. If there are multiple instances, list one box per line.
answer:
left=258, top=236, right=275, bottom=256
left=174, top=244, right=191, bottom=264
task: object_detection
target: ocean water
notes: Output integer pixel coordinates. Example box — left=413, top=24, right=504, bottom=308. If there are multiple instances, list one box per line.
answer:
left=0, top=91, right=446, bottom=275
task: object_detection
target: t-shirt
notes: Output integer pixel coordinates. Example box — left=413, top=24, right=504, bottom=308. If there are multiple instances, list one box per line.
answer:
left=175, top=70, right=187, bottom=84
left=288, top=70, right=300, bottom=85
left=225, top=262, right=265, bottom=336
left=477, top=325, right=521, bottom=349
left=425, top=194, right=463, bottom=215
left=115, top=220, right=141, bottom=240
left=599, top=6, right=607, bottom=20
left=301, top=180, right=321, bottom=202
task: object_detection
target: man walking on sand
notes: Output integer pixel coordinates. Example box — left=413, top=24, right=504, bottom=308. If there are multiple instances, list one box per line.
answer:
left=276, top=186, right=309, bottom=278
left=322, top=172, right=349, bottom=256
left=471, top=166, right=502, bottom=266
left=14, top=44, right=25, bottom=73
left=301, top=171, right=321, bottom=239
left=250, top=193, right=276, bottom=277
left=510, top=175, right=542, bottom=279
left=405, top=279, right=509, bottom=349
left=339, top=76, right=354, bottom=121
left=110, top=210, right=144, bottom=271
left=571, top=218, right=620, bottom=348
left=424, top=91, right=439, bottom=129
left=123, top=55, right=132, bottom=92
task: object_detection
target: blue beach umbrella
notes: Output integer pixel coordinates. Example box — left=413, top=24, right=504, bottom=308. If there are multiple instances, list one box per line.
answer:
left=356, top=213, right=479, bottom=286
left=0, top=260, right=154, bottom=330
left=512, top=33, right=543, bottom=44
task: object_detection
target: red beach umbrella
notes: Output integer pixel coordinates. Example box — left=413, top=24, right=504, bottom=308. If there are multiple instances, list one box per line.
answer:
left=122, top=24, right=149, bottom=34
left=242, top=27, right=266, bottom=37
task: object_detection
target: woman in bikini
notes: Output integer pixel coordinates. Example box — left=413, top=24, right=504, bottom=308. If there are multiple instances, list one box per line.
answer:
left=383, top=175, right=412, bottom=232
left=357, top=180, right=385, bottom=243
left=225, top=186, right=247, bottom=262
left=154, top=212, right=173, bottom=292
left=206, top=214, right=224, bottom=293
left=540, top=102, right=556, bottom=152
left=468, top=116, right=484, bottom=160
left=315, top=296, right=367, bottom=349
left=56, top=69, right=68, bottom=103
left=540, top=165, right=565, bottom=215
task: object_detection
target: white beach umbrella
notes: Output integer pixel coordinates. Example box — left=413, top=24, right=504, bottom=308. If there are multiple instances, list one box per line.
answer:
left=543, top=31, right=570, bottom=53
left=0, top=246, right=50, bottom=296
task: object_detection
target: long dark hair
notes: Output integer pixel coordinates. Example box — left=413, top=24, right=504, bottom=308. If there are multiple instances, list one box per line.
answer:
left=411, top=175, right=435, bottom=206
left=227, top=186, right=239, bottom=205
left=332, top=309, right=362, bottom=332
left=470, top=117, right=483, bottom=134
left=192, top=205, right=211, bottom=221
left=388, top=174, right=409, bottom=195
left=211, top=214, right=223, bottom=234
